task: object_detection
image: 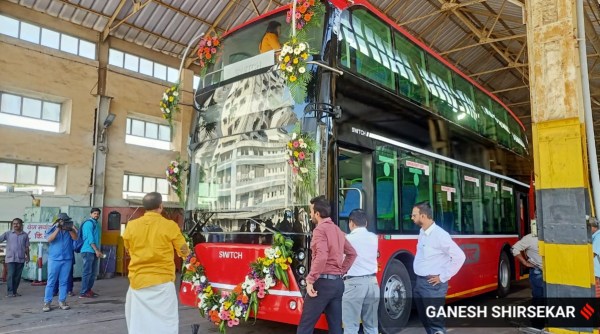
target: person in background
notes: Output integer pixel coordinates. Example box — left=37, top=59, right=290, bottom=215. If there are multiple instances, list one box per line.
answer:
left=342, top=209, right=379, bottom=334
left=412, top=202, right=466, bottom=334
left=512, top=232, right=543, bottom=299
left=259, top=21, right=281, bottom=54
left=123, top=192, right=190, bottom=334
left=43, top=213, right=77, bottom=312
left=80, top=208, right=103, bottom=298
left=0, top=218, right=29, bottom=297
left=589, top=217, right=600, bottom=297
left=296, top=195, right=357, bottom=334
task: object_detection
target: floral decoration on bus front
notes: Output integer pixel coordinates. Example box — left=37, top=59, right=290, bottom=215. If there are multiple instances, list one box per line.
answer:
left=286, top=0, right=321, bottom=30
left=285, top=126, right=317, bottom=202
left=197, top=34, right=221, bottom=74
left=160, top=84, right=180, bottom=129
left=165, top=158, right=187, bottom=207
left=182, top=233, right=294, bottom=333
left=278, top=38, right=310, bottom=102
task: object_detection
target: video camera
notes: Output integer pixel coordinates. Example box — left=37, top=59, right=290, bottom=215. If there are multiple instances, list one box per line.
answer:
left=55, top=213, right=74, bottom=231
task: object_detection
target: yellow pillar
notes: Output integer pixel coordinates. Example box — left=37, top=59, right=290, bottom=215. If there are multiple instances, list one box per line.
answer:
left=526, top=1, right=595, bottom=332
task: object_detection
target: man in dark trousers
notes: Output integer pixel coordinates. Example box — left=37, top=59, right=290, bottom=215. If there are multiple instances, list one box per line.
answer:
left=296, top=195, right=357, bottom=334
left=0, top=218, right=29, bottom=297
left=412, top=202, right=465, bottom=334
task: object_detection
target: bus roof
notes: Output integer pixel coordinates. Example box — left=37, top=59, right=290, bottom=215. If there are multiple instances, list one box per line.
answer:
left=220, top=0, right=526, bottom=131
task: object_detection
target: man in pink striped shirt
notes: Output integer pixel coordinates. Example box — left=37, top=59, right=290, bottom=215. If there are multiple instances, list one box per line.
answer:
left=297, top=195, right=357, bottom=334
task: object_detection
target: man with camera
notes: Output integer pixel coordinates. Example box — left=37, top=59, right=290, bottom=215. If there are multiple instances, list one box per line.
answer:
left=43, top=213, right=78, bottom=312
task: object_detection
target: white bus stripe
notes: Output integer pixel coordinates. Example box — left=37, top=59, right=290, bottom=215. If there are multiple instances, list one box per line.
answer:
left=365, top=131, right=529, bottom=188
left=386, top=234, right=518, bottom=240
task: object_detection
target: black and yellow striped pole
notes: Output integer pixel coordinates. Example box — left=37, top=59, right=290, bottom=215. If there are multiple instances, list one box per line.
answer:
left=526, top=0, right=596, bottom=333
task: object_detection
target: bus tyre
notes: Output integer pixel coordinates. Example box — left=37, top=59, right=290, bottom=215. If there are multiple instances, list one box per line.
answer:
left=379, top=259, right=412, bottom=334
left=497, top=252, right=511, bottom=297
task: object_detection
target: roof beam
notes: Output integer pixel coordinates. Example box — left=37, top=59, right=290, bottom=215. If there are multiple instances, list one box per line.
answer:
left=104, top=0, right=152, bottom=41
left=469, top=62, right=527, bottom=77
left=101, top=0, right=128, bottom=42
left=250, top=0, right=260, bottom=15
left=440, top=33, right=525, bottom=55
left=491, top=85, right=528, bottom=94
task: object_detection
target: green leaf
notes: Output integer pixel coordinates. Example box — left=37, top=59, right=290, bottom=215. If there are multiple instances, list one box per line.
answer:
left=280, top=266, right=289, bottom=289
left=252, top=292, right=258, bottom=322
left=285, top=239, right=293, bottom=248
left=219, top=320, right=225, bottom=333
left=274, top=265, right=283, bottom=281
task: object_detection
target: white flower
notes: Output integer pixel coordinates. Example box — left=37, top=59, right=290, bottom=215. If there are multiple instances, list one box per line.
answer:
left=165, top=108, right=170, bottom=114
left=292, top=133, right=297, bottom=140
left=286, top=66, right=293, bottom=72
left=211, top=305, right=218, bottom=311
left=299, top=43, right=306, bottom=51
left=298, top=67, right=306, bottom=74
left=294, top=48, right=300, bottom=55
left=173, top=167, right=179, bottom=173
left=300, top=143, right=307, bottom=149
left=163, top=93, right=168, bottom=100
left=165, top=170, right=170, bottom=177
left=234, top=307, right=242, bottom=317
left=263, top=267, right=270, bottom=274
left=300, top=167, right=309, bottom=174
left=293, top=161, right=299, bottom=167
left=200, top=276, right=206, bottom=283
left=173, top=91, right=179, bottom=97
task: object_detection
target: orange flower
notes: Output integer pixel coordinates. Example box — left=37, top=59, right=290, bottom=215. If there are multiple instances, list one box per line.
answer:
left=190, top=257, right=197, bottom=264
left=304, top=13, right=312, bottom=22
left=309, top=0, right=315, bottom=5
left=233, top=284, right=242, bottom=294
left=298, top=6, right=307, bottom=14
left=213, top=39, right=220, bottom=46
left=242, top=295, right=249, bottom=304
left=205, top=53, right=212, bottom=60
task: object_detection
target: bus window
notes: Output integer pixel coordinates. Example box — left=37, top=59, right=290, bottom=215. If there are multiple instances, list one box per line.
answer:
left=500, top=182, right=517, bottom=234
left=434, top=161, right=461, bottom=233
left=339, top=9, right=395, bottom=90
left=423, top=55, right=457, bottom=119
left=475, top=90, right=497, bottom=141
left=452, top=73, right=479, bottom=132
left=393, top=32, right=428, bottom=105
left=375, top=146, right=398, bottom=231
left=399, top=152, right=432, bottom=233
left=461, top=170, right=483, bottom=234
left=482, top=175, right=499, bottom=234
left=493, top=101, right=511, bottom=149
left=338, top=148, right=364, bottom=232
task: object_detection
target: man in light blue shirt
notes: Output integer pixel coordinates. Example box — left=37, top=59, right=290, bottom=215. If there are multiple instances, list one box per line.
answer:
left=342, top=209, right=379, bottom=334
left=412, top=202, right=466, bottom=334
left=590, top=217, right=600, bottom=296
left=80, top=208, right=104, bottom=298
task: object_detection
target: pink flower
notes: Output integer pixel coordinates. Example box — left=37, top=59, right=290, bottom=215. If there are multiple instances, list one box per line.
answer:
left=199, top=40, right=206, bottom=47
left=207, top=40, right=212, bottom=47
left=293, top=141, right=299, bottom=148
left=257, top=291, right=265, bottom=298
left=232, top=318, right=239, bottom=326
left=298, top=152, right=305, bottom=160
left=220, top=310, right=229, bottom=320
left=211, top=48, right=217, bottom=54
left=292, top=167, right=298, bottom=174
left=228, top=320, right=234, bottom=327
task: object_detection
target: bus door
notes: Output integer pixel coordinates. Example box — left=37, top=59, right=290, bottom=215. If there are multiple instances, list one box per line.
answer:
left=337, top=147, right=373, bottom=233
left=516, top=191, right=530, bottom=277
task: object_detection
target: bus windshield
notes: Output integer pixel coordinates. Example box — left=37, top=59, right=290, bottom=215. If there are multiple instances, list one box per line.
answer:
left=201, top=9, right=325, bottom=89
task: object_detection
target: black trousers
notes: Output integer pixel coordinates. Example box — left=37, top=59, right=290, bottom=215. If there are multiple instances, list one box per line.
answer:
left=7, top=262, right=25, bottom=295
left=297, top=278, right=345, bottom=334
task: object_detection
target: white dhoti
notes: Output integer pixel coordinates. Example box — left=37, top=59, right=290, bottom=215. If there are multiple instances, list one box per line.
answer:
left=125, top=281, right=178, bottom=334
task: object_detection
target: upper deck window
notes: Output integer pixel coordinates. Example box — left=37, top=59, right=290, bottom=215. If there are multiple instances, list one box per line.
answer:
left=200, top=10, right=324, bottom=88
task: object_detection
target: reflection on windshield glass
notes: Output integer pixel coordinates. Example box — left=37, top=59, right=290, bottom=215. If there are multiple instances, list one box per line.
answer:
left=190, top=70, right=316, bottom=238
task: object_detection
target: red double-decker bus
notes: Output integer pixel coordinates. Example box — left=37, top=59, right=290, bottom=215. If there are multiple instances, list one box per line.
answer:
left=179, top=1, right=532, bottom=332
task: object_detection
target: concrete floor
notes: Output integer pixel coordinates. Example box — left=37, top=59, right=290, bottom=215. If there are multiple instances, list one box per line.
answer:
left=0, top=276, right=543, bottom=334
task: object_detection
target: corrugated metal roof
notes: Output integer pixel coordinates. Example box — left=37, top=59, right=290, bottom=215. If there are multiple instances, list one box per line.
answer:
left=6, top=0, right=600, bottom=154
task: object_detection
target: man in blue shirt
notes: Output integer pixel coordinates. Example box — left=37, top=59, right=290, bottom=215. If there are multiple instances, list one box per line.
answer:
left=80, top=208, right=104, bottom=298
left=0, top=218, right=30, bottom=297
left=43, top=213, right=77, bottom=312
left=590, top=217, right=600, bottom=296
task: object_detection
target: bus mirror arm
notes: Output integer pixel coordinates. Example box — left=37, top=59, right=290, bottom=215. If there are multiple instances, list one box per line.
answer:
left=306, top=61, right=343, bottom=76
left=303, top=103, right=342, bottom=119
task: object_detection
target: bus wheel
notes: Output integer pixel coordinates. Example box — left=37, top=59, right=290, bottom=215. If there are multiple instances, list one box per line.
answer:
left=497, top=252, right=511, bottom=297
left=379, top=259, right=412, bottom=334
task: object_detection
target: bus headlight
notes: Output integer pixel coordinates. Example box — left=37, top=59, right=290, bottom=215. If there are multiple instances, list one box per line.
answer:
left=297, top=250, right=306, bottom=261
left=289, top=300, right=297, bottom=310
left=297, top=265, right=306, bottom=275
left=300, top=279, right=307, bottom=287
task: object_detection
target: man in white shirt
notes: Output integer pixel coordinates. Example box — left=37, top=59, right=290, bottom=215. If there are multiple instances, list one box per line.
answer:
left=342, top=209, right=379, bottom=334
left=412, top=202, right=466, bottom=334
left=512, top=233, right=543, bottom=299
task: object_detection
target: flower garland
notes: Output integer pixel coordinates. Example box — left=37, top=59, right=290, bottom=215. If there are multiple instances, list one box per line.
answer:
left=278, top=38, right=310, bottom=103
left=197, top=35, right=221, bottom=75
left=286, top=0, right=317, bottom=30
left=182, top=233, right=293, bottom=333
left=166, top=158, right=187, bottom=207
left=285, top=125, right=317, bottom=202
left=278, top=1, right=325, bottom=103
left=160, top=84, right=180, bottom=129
